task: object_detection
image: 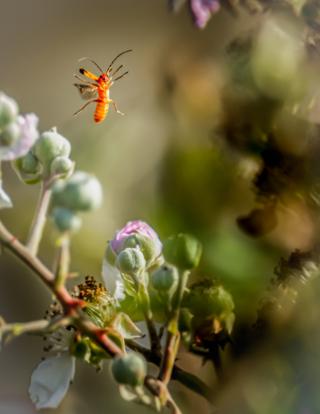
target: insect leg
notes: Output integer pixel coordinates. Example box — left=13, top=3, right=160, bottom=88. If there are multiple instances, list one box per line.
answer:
left=109, top=99, right=124, bottom=116
left=73, top=99, right=98, bottom=116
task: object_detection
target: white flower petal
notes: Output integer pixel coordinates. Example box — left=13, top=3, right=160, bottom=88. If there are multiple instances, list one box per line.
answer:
left=0, top=113, right=39, bottom=161
left=0, top=182, right=12, bottom=209
left=102, top=258, right=122, bottom=295
left=29, top=354, right=75, bottom=410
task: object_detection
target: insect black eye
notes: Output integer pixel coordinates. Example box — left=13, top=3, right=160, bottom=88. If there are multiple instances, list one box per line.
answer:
left=79, top=68, right=85, bottom=74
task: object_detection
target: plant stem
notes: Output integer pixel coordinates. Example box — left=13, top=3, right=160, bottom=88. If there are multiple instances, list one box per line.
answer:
left=159, top=270, right=189, bottom=385
left=26, top=181, right=52, bottom=255
left=138, top=282, right=161, bottom=354
left=0, top=317, right=70, bottom=347
left=54, top=233, right=71, bottom=288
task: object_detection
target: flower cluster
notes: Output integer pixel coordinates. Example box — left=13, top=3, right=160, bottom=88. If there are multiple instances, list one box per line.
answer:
left=0, top=92, right=39, bottom=208
left=0, top=92, right=236, bottom=414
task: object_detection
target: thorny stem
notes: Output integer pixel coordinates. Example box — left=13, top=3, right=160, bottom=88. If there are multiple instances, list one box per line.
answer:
left=26, top=180, right=52, bottom=255
left=159, top=270, right=189, bottom=385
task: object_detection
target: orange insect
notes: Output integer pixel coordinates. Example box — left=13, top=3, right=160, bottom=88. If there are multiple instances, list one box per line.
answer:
left=73, top=49, right=132, bottom=123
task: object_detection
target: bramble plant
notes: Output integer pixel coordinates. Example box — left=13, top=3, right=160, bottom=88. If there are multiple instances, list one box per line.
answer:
left=1, top=1, right=320, bottom=412
left=0, top=91, right=222, bottom=412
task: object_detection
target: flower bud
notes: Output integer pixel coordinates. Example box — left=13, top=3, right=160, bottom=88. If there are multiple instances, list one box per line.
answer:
left=0, top=93, right=18, bottom=129
left=151, top=264, right=178, bottom=293
left=51, top=207, right=82, bottom=233
left=17, top=151, right=41, bottom=175
left=185, top=280, right=234, bottom=318
left=50, top=156, right=74, bottom=177
left=111, top=353, right=146, bottom=387
left=33, top=129, right=71, bottom=168
left=110, top=220, right=161, bottom=254
left=52, top=171, right=102, bottom=212
left=116, top=248, right=146, bottom=275
left=163, top=233, right=202, bottom=270
left=123, top=233, right=162, bottom=266
left=0, top=122, right=20, bottom=147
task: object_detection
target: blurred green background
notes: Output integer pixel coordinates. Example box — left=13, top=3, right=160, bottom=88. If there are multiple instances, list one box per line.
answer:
left=1, top=0, right=320, bottom=413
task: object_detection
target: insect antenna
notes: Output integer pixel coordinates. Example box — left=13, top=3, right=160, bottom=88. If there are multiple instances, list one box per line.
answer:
left=106, top=49, right=132, bottom=73
left=110, top=64, right=123, bottom=77
left=113, top=71, right=129, bottom=82
left=78, top=57, right=104, bottom=74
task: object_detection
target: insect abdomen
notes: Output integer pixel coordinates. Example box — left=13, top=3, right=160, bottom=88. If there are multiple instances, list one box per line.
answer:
left=94, top=100, right=108, bottom=123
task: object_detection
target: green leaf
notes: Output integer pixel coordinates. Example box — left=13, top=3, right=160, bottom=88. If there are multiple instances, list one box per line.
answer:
left=106, top=328, right=125, bottom=352
left=112, top=313, right=143, bottom=340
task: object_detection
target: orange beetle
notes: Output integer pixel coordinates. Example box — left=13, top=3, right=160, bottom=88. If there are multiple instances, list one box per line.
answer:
left=74, top=49, right=132, bottom=123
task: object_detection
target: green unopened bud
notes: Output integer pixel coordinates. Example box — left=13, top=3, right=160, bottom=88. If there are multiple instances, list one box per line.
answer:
left=0, top=93, right=18, bottom=129
left=123, top=234, right=160, bottom=265
left=50, top=156, right=74, bottom=177
left=51, top=207, right=82, bottom=233
left=163, top=233, right=202, bottom=270
left=151, top=264, right=178, bottom=293
left=185, top=280, right=234, bottom=318
left=111, top=353, right=146, bottom=387
left=17, top=151, right=41, bottom=175
left=116, top=248, right=146, bottom=275
left=52, top=171, right=102, bottom=212
left=33, top=129, right=71, bottom=168
left=0, top=122, right=20, bottom=146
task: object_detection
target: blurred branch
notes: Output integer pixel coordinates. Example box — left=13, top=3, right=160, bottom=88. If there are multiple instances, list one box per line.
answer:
left=53, top=233, right=71, bottom=288
left=0, top=317, right=70, bottom=348
left=26, top=180, right=52, bottom=255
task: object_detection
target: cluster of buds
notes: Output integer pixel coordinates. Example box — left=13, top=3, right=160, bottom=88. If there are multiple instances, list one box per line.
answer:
left=51, top=171, right=103, bottom=234
left=15, top=127, right=74, bottom=184
left=103, top=220, right=163, bottom=296
left=0, top=92, right=39, bottom=208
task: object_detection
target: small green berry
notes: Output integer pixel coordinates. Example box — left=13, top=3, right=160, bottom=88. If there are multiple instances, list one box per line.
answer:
left=111, top=353, right=146, bottom=387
